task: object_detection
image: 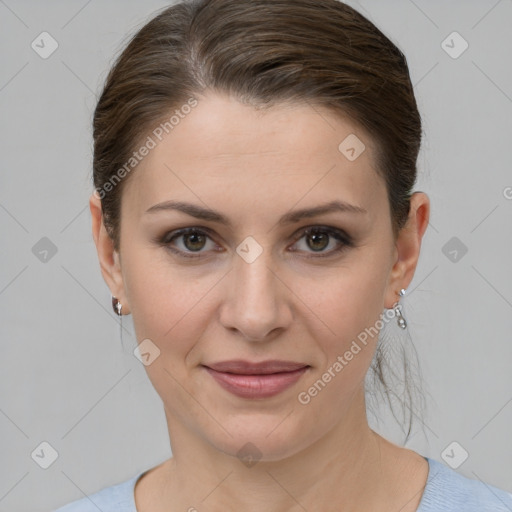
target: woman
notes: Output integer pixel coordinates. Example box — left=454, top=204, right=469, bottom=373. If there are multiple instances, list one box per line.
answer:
left=54, top=0, right=512, bottom=510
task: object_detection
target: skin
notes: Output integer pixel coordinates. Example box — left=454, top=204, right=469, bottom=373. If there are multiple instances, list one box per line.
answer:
left=90, top=92, right=430, bottom=511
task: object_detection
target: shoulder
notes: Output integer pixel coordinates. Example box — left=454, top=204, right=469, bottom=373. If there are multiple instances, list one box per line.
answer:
left=418, top=457, right=512, bottom=512
left=52, top=473, right=142, bottom=512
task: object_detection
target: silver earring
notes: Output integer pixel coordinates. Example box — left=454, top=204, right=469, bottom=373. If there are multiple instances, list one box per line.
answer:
left=394, top=288, right=407, bottom=329
left=112, top=296, right=125, bottom=346
left=112, top=296, right=122, bottom=316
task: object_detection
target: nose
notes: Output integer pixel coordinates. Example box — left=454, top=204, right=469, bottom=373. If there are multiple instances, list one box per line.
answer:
left=218, top=246, right=292, bottom=342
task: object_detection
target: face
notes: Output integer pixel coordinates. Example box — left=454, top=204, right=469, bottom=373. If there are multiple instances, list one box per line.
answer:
left=94, top=92, right=418, bottom=462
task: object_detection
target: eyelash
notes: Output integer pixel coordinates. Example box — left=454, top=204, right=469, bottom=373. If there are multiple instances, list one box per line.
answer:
left=156, top=226, right=354, bottom=260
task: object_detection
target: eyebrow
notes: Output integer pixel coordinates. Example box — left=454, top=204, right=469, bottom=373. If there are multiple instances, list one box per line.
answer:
left=145, top=199, right=367, bottom=227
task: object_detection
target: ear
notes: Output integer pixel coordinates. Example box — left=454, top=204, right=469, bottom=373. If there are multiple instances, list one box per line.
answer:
left=89, top=192, right=130, bottom=314
left=384, top=191, right=430, bottom=309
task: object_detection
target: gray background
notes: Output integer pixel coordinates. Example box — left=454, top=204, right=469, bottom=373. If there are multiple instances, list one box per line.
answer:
left=1, top=0, right=511, bottom=511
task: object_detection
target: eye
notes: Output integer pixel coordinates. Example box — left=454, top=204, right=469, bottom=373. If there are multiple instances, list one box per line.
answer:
left=156, top=225, right=354, bottom=259
left=290, top=226, right=354, bottom=258
left=158, top=227, right=218, bottom=258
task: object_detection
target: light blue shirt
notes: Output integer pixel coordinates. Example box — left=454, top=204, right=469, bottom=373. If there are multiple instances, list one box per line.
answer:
left=53, top=457, right=512, bottom=511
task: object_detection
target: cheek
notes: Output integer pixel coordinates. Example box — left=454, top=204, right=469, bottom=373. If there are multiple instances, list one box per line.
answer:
left=121, top=247, right=222, bottom=384
left=293, top=254, right=391, bottom=415
left=297, top=257, right=388, bottom=350
left=295, top=277, right=387, bottom=425
left=121, top=250, right=208, bottom=405
left=122, top=246, right=200, bottom=337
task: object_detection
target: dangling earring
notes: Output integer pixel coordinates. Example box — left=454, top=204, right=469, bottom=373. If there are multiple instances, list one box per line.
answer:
left=112, top=295, right=124, bottom=345
left=112, top=296, right=122, bottom=316
left=394, top=288, right=407, bottom=329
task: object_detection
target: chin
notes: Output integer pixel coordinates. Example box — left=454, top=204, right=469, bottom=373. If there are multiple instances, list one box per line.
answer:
left=202, top=413, right=321, bottom=464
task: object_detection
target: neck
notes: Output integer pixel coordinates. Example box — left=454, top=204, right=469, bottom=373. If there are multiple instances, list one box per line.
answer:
left=158, top=389, right=393, bottom=511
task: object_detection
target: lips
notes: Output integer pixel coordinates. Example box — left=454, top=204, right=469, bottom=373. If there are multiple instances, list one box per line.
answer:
left=203, top=360, right=309, bottom=399
left=205, top=359, right=308, bottom=374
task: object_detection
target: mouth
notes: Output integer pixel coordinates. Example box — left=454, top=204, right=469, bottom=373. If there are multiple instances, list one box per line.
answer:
left=202, top=360, right=310, bottom=399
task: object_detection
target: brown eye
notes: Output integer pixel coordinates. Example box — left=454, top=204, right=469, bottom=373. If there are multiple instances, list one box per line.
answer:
left=291, top=227, right=354, bottom=258
left=306, top=231, right=330, bottom=252
left=157, top=225, right=353, bottom=260
left=182, top=231, right=207, bottom=252
left=160, top=228, right=218, bottom=258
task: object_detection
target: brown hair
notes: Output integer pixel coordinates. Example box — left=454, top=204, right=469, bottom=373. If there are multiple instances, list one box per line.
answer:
left=93, top=0, right=424, bottom=439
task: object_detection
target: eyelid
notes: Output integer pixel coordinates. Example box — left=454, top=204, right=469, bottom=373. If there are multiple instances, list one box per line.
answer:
left=289, top=226, right=353, bottom=258
left=157, top=224, right=353, bottom=259
left=290, top=225, right=350, bottom=242
left=158, top=227, right=220, bottom=258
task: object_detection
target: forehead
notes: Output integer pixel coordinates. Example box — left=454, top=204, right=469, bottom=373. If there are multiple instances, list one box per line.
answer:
left=123, top=93, right=386, bottom=223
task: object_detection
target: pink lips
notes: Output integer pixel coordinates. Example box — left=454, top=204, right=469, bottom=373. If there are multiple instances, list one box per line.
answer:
left=203, top=360, right=309, bottom=399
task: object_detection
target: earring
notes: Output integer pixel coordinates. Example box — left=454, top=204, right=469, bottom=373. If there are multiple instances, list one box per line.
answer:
left=112, top=296, right=122, bottom=316
left=394, top=288, right=407, bottom=329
